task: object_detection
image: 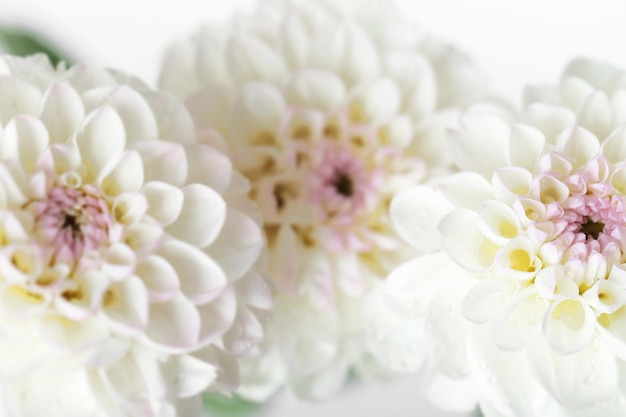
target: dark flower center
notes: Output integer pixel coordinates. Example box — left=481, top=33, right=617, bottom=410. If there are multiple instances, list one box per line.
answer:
left=333, top=172, right=354, bottom=197
left=581, top=217, right=605, bottom=240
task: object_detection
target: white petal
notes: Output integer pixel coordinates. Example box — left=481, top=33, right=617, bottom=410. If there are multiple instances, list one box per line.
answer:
left=477, top=200, right=522, bottom=245
left=227, top=34, right=287, bottom=85
left=183, top=143, right=233, bottom=194
left=158, top=40, right=201, bottom=98
left=560, top=75, right=595, bottom=110
left=384, top=51, right=436, bottom=118
left=268, top=224, right=299, bottom=292
left=307, top=23, right=379, bottom=86
left=533, top=174, right=570, bottom=204
left=494, top=236, right=541, bottom=281
left=145, top=294, right=201, bottom=352
left=439, top=209, right=497, bottom=271
left=461, top=279, right=514, bottom=323
left=82, top=85, right=158, bottom=144
left=167, top=184, right=226, bottom=248
left=136, top=254, right=180, bottom=303
left=349, top=77, right=400, bottom=125
left=543, top=298, right=596, bottom=354
left=39, top=315, right=108, bottom=350
left=434, top=172, right=492, bottom=211
left=158, top=240, right=227, bottom=305
left=165, top=354, right=218, bottom=398
left=385, top=252, right=467, bottom=318
left=205, top=207, right=263, bottom=281
left=122, top=222, right=164, bottom=256
left=492, top=167, right=532, bottom=204
left=577, top=91, right=612, bottom=138
left=146, top=91, right=195, bottom=144
left=132, top=140, right=188, bottom=187
left=491, top=290, right=547, bottom=350
left=196, top=286, right=237, bottom=345
left=229, top=83, right=285, bottom=147
left=448, top=113, right=509, bottom=178
left=283, top=69, right=347, bottom=110
left=64, top=63, right=117, bottom=93
left=1, top=115, right=49, bottom=173
left=142, top=181, right=184, bottom=226
left=76, top=106, right=126, bottom=181
left=529, top=335, right=619, bottom=408
left=235, top=269, right=272, bottom=310
left=602, top=127, right=626, bottom=164
left=100, top=150, right=144, bottom=197
left=102, top=243, right=137, bottom=281
left=0, top=75, right=41, bottom=124
left=556, top=126, right=601, bottom=168
left=390, top=185, right=453, bottom=252
left=222, top=307, right=264, bottom=356
left=279, top=12, right=309, bottom=68
left=522, top=103, right=576, bottom=144
left=102, top=275, right=148, bottom=336
left=508, top=124, right=545, bottom=170
left=40, top=82, right=85, bottom=143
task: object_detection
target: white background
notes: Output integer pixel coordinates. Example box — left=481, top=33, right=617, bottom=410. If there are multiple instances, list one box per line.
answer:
left=2, top=0, right=626, bottom=416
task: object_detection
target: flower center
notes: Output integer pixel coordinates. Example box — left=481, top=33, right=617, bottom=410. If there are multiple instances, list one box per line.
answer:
left=333, top=172, right=354, bottom=197
left=580, top=217, right=605, bottom=240
left=32, top=185, right=112, bottom=265
left=308, top=143, right=375, bottom=224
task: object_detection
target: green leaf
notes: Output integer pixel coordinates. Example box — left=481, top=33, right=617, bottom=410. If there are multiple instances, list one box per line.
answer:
left=0, top=27, right=73, bottom=66
left=202, top=392, right=267, bottom=417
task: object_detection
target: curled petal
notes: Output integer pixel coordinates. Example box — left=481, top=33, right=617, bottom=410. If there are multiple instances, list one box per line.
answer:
left=543, top=298, right=595, bottom=354
left=439, top=209, right=497, bottom=271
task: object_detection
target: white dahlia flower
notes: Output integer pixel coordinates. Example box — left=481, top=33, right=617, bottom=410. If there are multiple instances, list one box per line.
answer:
left=0, top=54, right=269, bottom=417
left=159, top=0, right=489, bottom=401
left=384, top=58, right=626, bottom=416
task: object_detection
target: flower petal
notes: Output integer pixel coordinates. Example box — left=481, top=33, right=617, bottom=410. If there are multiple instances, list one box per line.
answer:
left=284, top=69, right=347, bottom=110
left=1, top=115, right=50, bottom=173
left=508, top=124, right=545, bottom=170
left=158, top=240, right=227, bottom=305
left=227, top=34, right=287, bottom=85
left=167, top=184, right=226, bottom=248
left=205, top=207, right=263, bottom=282
left=491, top=290, right=547, bottom=350
left=390, top=185, right=453, bottom=252
left=196, top=287, right=237, bottom=346
left=448, top=113, right=510, bottom=178
left=136, top=255, right=180, bottom=303
left=543, top=298, right=596, bottom=354
left=142, top=181, right=184, bottom=226
left=439, top=209, right=496, bottom=271
left=40, top=82, right=85, bottom=143
left=183, top=143, right=233, bottom=194
left=145, top=294, right=201, bottom=352
left=132, top=140, right=188, bottom=187
left=82, top=85, right=158, bottom=144
left=76, top=106, right=126, bottom=181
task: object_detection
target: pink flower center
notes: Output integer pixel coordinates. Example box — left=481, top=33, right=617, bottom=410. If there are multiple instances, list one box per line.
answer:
left=557, top=194, right=626, bottom=261
left=32, top=185, right=112, bottom=265
left=307, top=143, right=378, bottom=226
left=531, top=156, right=626, bottom=273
